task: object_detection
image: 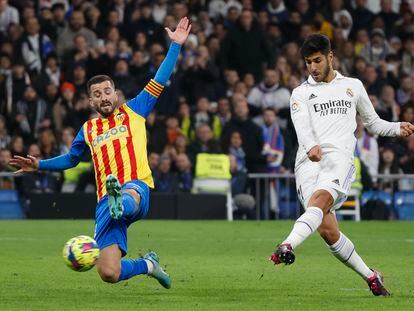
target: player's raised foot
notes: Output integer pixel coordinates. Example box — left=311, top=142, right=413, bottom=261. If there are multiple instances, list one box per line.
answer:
left=106, top=174, right=123, bottom=219
left=269, top=243, right=295, bottom=265
left=367, top=269, right=390, bottom=297
left=144, top=251, right=171, bottom=289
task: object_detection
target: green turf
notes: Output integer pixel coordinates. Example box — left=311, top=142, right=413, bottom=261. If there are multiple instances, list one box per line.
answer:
left=0, top=220, right=413, bottom=310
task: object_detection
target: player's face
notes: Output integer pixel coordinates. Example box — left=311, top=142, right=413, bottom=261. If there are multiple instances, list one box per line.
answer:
left=304, top=51, right=333, bottom=82
left=89, top=81, right=118, bottom=117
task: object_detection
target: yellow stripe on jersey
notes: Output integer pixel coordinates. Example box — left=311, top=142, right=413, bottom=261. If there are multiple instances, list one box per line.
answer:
left=144, top=79, right=164, bottom=98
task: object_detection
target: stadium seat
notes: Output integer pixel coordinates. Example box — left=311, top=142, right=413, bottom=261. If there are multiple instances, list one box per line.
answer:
left=336, top=188, right=361, bottom=221
left=193, top=153, right=233, bottom=220
left=0, top=190, right=24, bottom=219
left=394, top=192, right=414, bottom=220
left=361, top=190, right=392, bottom=206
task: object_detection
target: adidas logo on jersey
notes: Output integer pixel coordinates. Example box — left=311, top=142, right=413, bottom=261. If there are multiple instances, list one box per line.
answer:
left=309, top=93, right=317, bottom=100
left=332, top=179, right=340, bottom=185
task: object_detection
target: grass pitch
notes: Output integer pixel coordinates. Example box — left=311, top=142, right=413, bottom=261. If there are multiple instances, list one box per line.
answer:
left=0, top=220, right=413, bottom=310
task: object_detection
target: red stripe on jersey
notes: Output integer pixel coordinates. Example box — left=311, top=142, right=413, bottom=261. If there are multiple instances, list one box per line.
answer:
left=87, top=120, right=103, bottom=198
left=108, top=115, right=125, bottom=184
left=96, top=118, right=112, bottom=177
left=119, top=106, right=138, bottom=180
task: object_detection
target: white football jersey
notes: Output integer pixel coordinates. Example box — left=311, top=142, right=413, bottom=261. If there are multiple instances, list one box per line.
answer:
left=290, top=71, right=400, bottom=166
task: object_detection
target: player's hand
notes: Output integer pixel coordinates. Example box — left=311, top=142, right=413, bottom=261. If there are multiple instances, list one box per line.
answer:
left=399, top=122, right=414, bottom=137
left=9, top=155, right=39, bottom=174
left=165, top=16, right=191, bottom=45
left=307, top=145, right=321, bottom=162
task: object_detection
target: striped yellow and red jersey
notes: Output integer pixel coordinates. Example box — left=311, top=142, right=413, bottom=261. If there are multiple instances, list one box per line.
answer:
left=83, top=79, right=163, bottom=200
left=37, top=42, right=182, bottom=202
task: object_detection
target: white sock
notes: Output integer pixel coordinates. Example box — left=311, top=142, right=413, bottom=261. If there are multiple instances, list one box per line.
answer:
left=282, top=206, right=324, bottom=249
left=144, top=259, right=154, bottom=274
left=329, top=232, right=373, bottom=280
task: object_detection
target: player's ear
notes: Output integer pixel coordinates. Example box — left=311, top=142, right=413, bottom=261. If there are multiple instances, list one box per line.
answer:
left=88, top=96, right=95, bottom=108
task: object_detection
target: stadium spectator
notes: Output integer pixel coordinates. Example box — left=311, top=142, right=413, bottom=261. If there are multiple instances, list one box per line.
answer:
left=0, top=148, right=14, bottom=189
left=0, top=115, right=10, bottom=149
left=350, top=0, right=374, bottom=37
left=0, top=0, right=19, bottom=34
left=216, top=97, right=231, bottom=128
left=189, top=97, right=221, bottom=140
left=221, top=9, right=270, bottom=80
left=221, top=93, right=266, bottom=172
left=20, top=143, right=61, bottom=196
left=113, top=58, right=137, bottom=99
left=260, top=108, right=284, bottom=173
left=247, top=68, right=290, bottom=116
left=20, top=16, right=54, bottom=76
left=38, top=128, right=59, bottom=158
left=53, top=82, right=76, bottom=134
left=14, top=85, right=50, bottom=143
left=8, top=135, right=24, bottom=157
left=175, top=153, right=192, bottom=192
left=378, top=146, right=403, bottom=192
left=59, top=126, right=75, bottom=155
left=188, top=123, right=221, bottom=165
left=153, top=155, right=179, bottom=192
left=396, top=74, right=414, bottom=105
left=376, top=0, right=399, bottom=35
left=226, top=130, right=246, bottom=173
left=56, top=10, right=97, bottom=57
left=265, top=0, right=289, bottom=24
left=208, top=0, right=242, bottom=20
left=355, top=115, right=379, bottom=181
left=401, top=34, right=414, bottom=75
left=360, top=28, right=394, bottom=67
left=148, top=152, right=160, bottom=172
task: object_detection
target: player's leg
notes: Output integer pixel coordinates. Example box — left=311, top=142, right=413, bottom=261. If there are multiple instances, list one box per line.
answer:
left=270, top=189, right=332, bottom=265
left=106, top=174, right=145, bottom=219
left=270, top=158, right=334, bottom=265
left=95, top=244, right=152, bottom=283
left=319, top=213, right=390, bottom=296
left=105, top=176, right=171, bottom=288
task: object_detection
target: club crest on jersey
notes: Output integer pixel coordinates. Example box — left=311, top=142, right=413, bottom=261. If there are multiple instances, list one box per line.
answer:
left=116, top=112, right=126, bottom=122
left=346, top=88, right=354, bottom=98
left=291, top=102, right=299, bottom=112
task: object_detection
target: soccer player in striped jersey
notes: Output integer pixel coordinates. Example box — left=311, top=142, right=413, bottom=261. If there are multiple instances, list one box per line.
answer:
left=10, top=17, right=191, bottom=288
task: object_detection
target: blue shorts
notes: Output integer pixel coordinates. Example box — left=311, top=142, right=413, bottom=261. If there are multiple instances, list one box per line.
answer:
left=94, top=180, right=150, bottom=256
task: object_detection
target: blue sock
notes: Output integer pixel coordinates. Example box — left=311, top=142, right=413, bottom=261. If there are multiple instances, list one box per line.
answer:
left=122, top=192, right=138, bottom=217
left=118, top=258, right=148, bottom=281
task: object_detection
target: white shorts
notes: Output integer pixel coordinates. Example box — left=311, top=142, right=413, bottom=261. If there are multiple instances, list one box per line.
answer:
left=295, top=148, right=355, bottom=212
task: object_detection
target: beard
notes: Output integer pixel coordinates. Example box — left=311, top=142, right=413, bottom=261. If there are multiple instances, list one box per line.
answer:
left=95, top=101, right=116, bottom=117
left=321, top=63, right=331, bottom=82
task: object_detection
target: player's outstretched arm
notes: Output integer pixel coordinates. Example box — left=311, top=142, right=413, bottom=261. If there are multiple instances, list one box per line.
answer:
left=10, top=127, right=87, bottom=174
left=127, top=17, right=191, bottom=118
left=356, top=80, right=411, bottom=137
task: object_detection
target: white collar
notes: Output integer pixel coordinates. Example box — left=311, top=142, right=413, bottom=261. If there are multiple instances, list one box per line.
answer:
left=307, top=70, right=343, bottom=85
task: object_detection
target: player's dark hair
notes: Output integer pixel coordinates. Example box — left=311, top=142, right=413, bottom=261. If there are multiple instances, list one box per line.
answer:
left=87, top=75, right=115, bottom=95
left=300, top=34, right=331, bottom=58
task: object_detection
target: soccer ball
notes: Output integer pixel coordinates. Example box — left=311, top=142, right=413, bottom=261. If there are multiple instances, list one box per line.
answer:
left=62, top=235, right=100, bottom=272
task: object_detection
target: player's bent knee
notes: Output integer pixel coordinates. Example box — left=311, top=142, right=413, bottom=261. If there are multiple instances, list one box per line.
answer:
left=97, top=266, right=120, bottom=283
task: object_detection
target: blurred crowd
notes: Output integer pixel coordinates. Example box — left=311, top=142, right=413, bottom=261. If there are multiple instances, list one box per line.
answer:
left=0, top=0, right=414, bottom=199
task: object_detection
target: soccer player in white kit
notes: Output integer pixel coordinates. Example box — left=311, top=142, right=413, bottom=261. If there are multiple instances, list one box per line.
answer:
left=269, top=34, right=414, bottom=296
